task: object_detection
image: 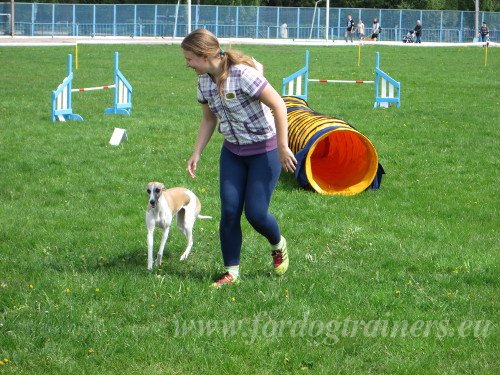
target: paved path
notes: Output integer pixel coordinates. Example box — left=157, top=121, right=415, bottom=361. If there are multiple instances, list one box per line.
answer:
left=1, top=35, right=498, bottom=48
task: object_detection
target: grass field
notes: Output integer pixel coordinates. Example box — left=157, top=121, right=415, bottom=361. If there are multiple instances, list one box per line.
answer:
left=0, top=43, right=498, bottom=374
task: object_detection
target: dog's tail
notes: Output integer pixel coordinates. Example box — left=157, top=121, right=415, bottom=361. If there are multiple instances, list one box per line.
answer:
left=197, top=214, right=213, bottom=220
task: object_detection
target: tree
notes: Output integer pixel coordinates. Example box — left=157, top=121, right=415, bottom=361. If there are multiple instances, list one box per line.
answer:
left=33, top=0, right=500, bottom=10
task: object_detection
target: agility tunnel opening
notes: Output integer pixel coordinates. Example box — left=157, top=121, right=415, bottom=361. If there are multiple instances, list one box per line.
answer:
left=285, top=96, right=384, bottom=195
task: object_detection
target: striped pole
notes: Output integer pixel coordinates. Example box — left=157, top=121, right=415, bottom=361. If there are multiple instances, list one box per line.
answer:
left=72, top=85, right=115, bottom=92
left=309, top=79, right=374, bottom=84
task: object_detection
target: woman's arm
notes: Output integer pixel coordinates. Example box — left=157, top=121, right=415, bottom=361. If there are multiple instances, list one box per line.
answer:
left=258, top=84, right=297, bottom=173
left=187, top=103, right=218, bottom=179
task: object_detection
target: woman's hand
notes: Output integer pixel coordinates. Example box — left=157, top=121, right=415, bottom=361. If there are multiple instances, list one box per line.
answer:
left=279, top=145, right=297, bottom=173
left=187, top=153, right=200, bottom=179
left=257, top=86, right=297, bottom=174
left=187, top=104, right=218, bottom=179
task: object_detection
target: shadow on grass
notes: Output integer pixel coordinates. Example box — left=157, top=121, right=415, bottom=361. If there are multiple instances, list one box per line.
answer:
left=278, top=170, right=319, bottom=195
left=279, top=171, right=301, bottom=191
left=42, top=247, right=145, bottom=274
left=98, top=248, right=218, bottom=283
left=43, top=243, right=276, bottom=284
left=97, top=248, right=146, bottom=271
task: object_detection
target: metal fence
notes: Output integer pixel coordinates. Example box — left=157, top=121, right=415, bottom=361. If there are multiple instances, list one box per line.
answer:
left=0, top=2, right=498, bottom=43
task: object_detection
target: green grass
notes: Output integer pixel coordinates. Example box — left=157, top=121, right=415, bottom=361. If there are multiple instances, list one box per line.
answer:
left=0, top=43, right=498, bottom=374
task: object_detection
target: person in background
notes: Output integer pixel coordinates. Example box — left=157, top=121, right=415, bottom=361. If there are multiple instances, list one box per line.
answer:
left=357, top=19, right=365, bottom=40
left=479, top=22, right=489, bottom=43
left=280, top=23, right=288, bottom=39
left=181, top=28, right=297, bottom=288
left=345, top=15, right=355, bottom=43
left=371, top=18, right=381, bottom=40
left=414, top=19, right=422, bottom=43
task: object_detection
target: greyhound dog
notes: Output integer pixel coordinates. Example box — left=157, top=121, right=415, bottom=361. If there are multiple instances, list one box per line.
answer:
left=145, top=182, right=211, bottom=270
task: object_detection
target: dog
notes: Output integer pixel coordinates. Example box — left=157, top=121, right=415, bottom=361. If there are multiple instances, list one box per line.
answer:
left=145, top=182, right=211, bottom=270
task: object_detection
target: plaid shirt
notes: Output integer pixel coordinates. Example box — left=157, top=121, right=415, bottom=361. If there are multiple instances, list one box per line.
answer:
left=197, top=64, right=275, bottom=145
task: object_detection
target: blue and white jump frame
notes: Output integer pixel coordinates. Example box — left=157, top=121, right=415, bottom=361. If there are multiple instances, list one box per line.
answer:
left=373, top=52, right=401, bottom=108
left=282, top=50, right=311, bottom=102
left=51, top=52, right=133, bottom=122
left=282, top=50, right=401, bottom=108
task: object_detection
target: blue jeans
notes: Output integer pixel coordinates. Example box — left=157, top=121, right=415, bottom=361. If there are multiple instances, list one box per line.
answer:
left=219, top=146, right=282, bottom=266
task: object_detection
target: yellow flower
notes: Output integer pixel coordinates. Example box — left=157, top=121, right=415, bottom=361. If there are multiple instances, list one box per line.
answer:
left=447, top=290, right=457, bottom=298
left=95, top=288, right=101, bottom=293
left=29, top=284, right=34, bottom=289
left=394, top=290, right=401, bottom=297
left=65, top=288, right=71, bottom=294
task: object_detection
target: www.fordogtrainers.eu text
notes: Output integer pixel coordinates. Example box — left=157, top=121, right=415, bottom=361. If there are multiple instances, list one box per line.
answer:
left=173, top=312, right=493, bottom=345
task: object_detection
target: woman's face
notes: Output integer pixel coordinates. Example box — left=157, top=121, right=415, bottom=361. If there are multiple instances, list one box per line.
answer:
left=183, top=49, right=210, bottom=75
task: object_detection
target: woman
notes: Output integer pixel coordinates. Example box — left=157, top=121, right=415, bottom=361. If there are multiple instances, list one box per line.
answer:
left=345, top=15, right=355, bottom=43
left=371, top=18, right=381, bottom=40
left=479, top=22, right=489, bottom=43
left=357, top=19, right=365, bottom=40
left=181, top=29, right=297, bottom=287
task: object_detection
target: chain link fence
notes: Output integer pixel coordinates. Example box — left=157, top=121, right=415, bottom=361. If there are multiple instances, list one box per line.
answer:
left=0, top=2, right=498, bottom=43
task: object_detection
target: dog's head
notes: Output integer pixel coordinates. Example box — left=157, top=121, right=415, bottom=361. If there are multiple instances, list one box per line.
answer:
left=146, top=182, right=165, bottom=209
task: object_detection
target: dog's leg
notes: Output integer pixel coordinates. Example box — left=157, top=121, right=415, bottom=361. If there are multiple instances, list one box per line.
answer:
left=179, top=228, right=194, bottom=261
left=156, top=226, right=170, bottom=266
left=178, top=210, right=195, bottom=261
left=147, top=228, right=155, bottom=270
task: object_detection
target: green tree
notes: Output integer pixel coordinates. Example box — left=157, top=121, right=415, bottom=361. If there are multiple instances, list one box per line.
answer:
left=33, top=0, right=500, bottom=11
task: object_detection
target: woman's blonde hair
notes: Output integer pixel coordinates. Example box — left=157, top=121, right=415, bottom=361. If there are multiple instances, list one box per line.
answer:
left=181, top=28, right=256, bottom=94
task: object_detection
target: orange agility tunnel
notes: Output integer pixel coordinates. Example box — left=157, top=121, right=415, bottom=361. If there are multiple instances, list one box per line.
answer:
left=284, top=96, right=384, bottom=195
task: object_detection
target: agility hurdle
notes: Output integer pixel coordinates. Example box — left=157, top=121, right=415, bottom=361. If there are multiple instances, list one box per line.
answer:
left=51, top=52, right=132, bottom=122
left=282, top=50, right=400, bottom=108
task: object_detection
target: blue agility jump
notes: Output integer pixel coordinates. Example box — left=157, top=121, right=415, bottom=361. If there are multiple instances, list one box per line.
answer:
left=51, top=52, right=132, bottom=122
left=282, top=50, right=400, bottom=108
